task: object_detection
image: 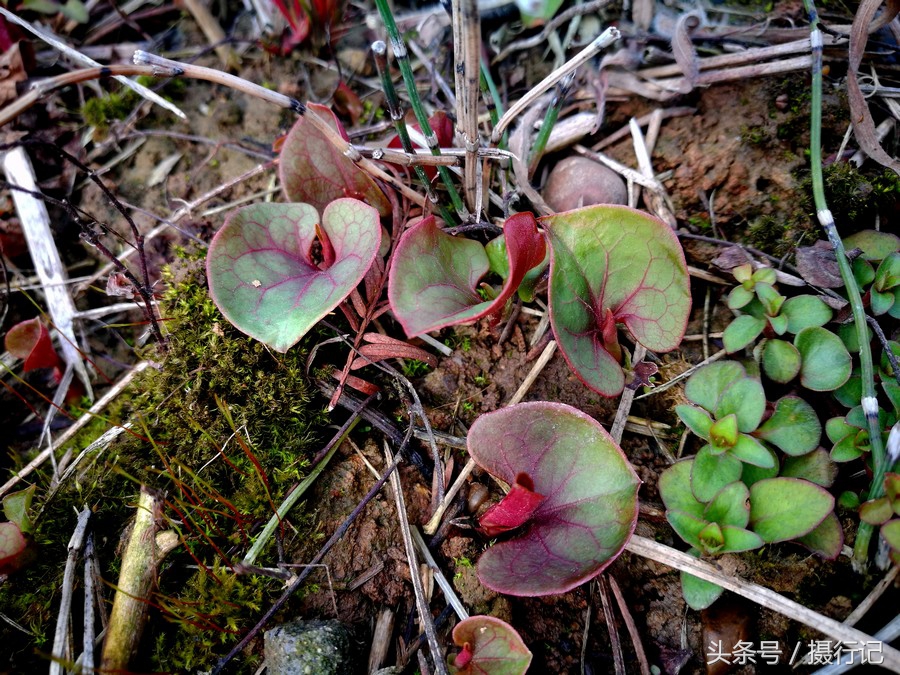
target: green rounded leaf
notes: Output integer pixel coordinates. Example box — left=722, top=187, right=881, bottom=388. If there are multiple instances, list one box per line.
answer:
left=449, top=616, right=532, bottom=675
left=795, top=512, right=843, bottom=559
left=755, top=396, right=822, bottom=456
left=730, top=433, right=776, bottom=468
left=720, top=525, right=765, bottom=553
left=781, top=449, right=837, bottom=488
left=468, top=402, right=639, bottom=596
left=781, top=295, right=832, bottom=334
left=749, top=478, right=834, bottom=543
left=727, top=285, right=755, bottom=310
left=703, top=480, right=750, bottom=529
left=544, top=205, right=691, bottom=397
left=207, top=200, right=381, bottom=352
left=684, top=362, right=746, bottom=413
left=716, top=377, right=766, bottom=433
left=795, top=326, right=852, bottom=391
left=692, top=446, right=743, bottom=503
left=667, top=510, right=707, bottom=550
left=659, top=460, right=704, bottom=519
left=279, top=103, right=391, bottom=216
left=681, top=569, right=724, bottom=611
left=723, top=315, right=766, bottom=353
left=676, top=405, right=714, bottom=440
left=882, top=519, right=900, bottom=551
left=843, top=230, right=900, bottom=260
left=761, top=339, right=801, bottom=383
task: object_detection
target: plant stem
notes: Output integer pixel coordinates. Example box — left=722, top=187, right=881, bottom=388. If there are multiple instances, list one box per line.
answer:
left=373, top=0, right=467, bottom=217
left=528, top=72, right=574, bottom=175
left=803, top=0, right=886, bottom=570
left=372, top=41, right=455, bottom=224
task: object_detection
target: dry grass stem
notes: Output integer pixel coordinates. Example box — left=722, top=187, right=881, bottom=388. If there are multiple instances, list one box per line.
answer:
left=411, top=526, right=469, bottom=620
left=608, top=575, right=651, bottom=675
left=0, top=361, right=149, bottom=498
left=50, top=507, right=91, bottom=675
left=451, top=0, right=482, bottom=213
left=492, top=27, right=620, bottom=143
left=178, top=0, right=239, bottom=69
left=625, top=535, right=900, bottom=671
left=598, top=577, right=626, bottom=675
left=384, top=442, right=449, bottom=675
left=0, top=7, right=184, bottom=118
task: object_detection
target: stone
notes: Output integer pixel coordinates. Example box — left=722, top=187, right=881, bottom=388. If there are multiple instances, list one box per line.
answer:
left=264, top=619, right=353, bottom=675
left=542, top=156, right=628, bottom=212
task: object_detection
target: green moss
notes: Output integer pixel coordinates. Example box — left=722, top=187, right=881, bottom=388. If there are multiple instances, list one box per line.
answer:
left=0, top=250, right=327, bottom=673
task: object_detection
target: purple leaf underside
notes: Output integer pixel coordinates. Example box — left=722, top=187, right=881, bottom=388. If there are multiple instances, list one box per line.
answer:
left=207, top=199, right=381, bottom=352
left=388, top=213, right=546, bottom=337
left=544, top=205, right=691, bottom=397
left=467, top=402, right=640, bottom=596
left=279, top=102, right=391, bottom=216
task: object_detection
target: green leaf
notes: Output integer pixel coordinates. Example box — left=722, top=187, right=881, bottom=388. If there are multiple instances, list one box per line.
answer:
left=830, top=433, right=865, bottom=462
left=681, top=569, right=724, bottom=611
left=825, top=416, right=854, bottom=443
left=781, top=449, right=837, bottom=488
left=206, top=200, right=381, bottom=352
left=761, top=339, right=801, bottom=383
left=859, top=497, right=893, bottom=525
left=659, top=460, right=704, bottom=519
left=715, top=377, right=766, bottom=433
left=755, top=282, right=785, bottom=317
left=834, top=374, right=862, bottom=408
left=729, top=433, right=776, bottom=468
left=871, top=289, right=895, bottom=316
left=837, top=321, right=873, bottom=353
left=755, top=396, right=822, bottom=456
left=667, top=510, right=706, bottom=550
left=740, top=452, right=779, bottom=487
left=843, top=230, right=900, bottom=260
left=723, top=315, right=766, bottom=353
left=692, top=447, right=743, bottom=503
left=795, top=512, right=843, bottom=559
left=881, top=520, right=900, bottom=551
left=677, top=405, right=714, bottom=440
left=720, top=525, right=765, bottom=553
left=2, top=486, right=34, bottom=535
left=749, top=478, right=834, bottom=543
left=795, top=326, right=852, bottom=391
left=697, top=521, right=725, bottom=554
left=703, top=481, right=750, bottom=528
left=60, top=0, right=89, bottom=23
left=709, top=414, right=738, bottom=450
left=781, top=295, right=832, bottom=333
left=768, top=313, right=789, bottom=336
left=684, top=361, right=746, bottom=413
left=852, top=257, right=875, bottom=286
left=727, top=285, right=755, bottom=310
left=544, top=205, right=691, bottom=397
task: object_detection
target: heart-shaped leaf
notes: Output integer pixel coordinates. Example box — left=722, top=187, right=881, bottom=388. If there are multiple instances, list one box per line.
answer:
left=684, top=361, right=746, bottom=414
left=467, top=402, right=639, bottom=596
left=207, top=199, right=381, bottom=352
left=5, top=318, right=61, bottom=372
left=388, top=213, right=546, bottom=337
left=749, top=477, right=834, bottom=543
left=842, top=230, right=900, bottom=260
left=448, top=615, right=532, bottom=675
left=761, top=339, right=801, bottom=383
left=279, top=103, right=391, bottom=216
left=544, top=205, right=690, bottom=397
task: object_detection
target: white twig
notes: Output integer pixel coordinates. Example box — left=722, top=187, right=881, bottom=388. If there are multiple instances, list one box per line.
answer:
left=50, top=507, right=91, bottom=675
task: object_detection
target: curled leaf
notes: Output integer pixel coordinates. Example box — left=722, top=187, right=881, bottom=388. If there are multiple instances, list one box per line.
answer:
left=544, top=205, right=690, bottom=397
left=478, top=473, right=546, bottom=537
left=5, top=318, right=61, bottom=372
left=279, top=103, right=391, bottom=216
left=389, top=213, right=546, bottom=337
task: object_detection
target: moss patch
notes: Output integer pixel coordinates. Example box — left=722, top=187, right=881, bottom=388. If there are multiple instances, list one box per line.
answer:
left=0, top=250, right=328, bottom=672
